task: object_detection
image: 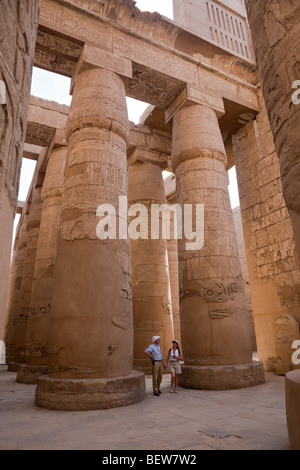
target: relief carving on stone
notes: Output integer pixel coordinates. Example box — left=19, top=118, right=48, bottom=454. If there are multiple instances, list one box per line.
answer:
left=126, top=64, right=185, bottom=108
left=26, top=122, right=55, bottom=147
left=0, top=0, right=40, bottom=210
left=203, top=279, right=241, bottom=303
left=34, top=28, right=82, bottom=76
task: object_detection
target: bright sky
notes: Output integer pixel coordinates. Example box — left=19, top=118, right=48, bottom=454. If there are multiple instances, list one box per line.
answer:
left=15, top=0, right=240, bottom=245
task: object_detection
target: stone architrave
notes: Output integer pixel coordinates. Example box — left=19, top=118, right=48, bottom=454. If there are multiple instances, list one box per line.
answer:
left=35, top=65, right=145, bottom=411
left=14, top=184, right=43, bottom=368
left=171, top=101, right=265, bottom=390
left=17, top=147, right=66, bottom=384
left=128, top=148, right=174, bottom=373
left=5, top=216, right=29, bottom=370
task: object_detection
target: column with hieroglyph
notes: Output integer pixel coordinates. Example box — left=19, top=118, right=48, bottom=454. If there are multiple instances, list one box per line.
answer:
left=167, top=87, right=265, bottom=390
left=128, top=148, right=174, bottom=372
left=17, top=146, right=67, bottom=384
left=35, top=46, right=145, bottom=410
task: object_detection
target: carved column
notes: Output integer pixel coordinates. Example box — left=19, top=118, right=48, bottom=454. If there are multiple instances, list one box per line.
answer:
left=17, top=147, right=66, bottom=384
left=172, top=101, right=265, bottom=390
left=167, top=238, right=180, bottom=343
left=128, top=149, right=174, bottom=373
left=14, top=182, right=43, bottom=368
left=245, top=0, right=300, bottom=262
left=232, top=91, right=300, bottom=374
left=35, top=62, right=145, bottom=410
left=165, top=178, right=181, bottom=343
left=5, top=216, right=28, bottom=370
left=0, top=0, right=40, bottom=340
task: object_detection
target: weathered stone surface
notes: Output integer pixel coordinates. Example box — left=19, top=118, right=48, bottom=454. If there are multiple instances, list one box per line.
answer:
left=273, top=314, right=300, bottom=376
left=45, top=67, right=133, bottom=380
left=172, top=101, right=262, bottom=388
left=232, top=206, right=256, bottom=351
left=0, top=0, right=41, bottom=340
left=179, top=361, right=265, bottom=391
left=245, top=0, right=300, bottom=263
left=232, top=90, right=300, bottom=372
left=17, top=147, right=66, bottom=384
left=34, top=64, right=146, bottom=410
left=286, top=370, right=300, bottom=450
left=35, top=370, right=145, bottom=411
left=4, top=217, right=29, bottom=365
left=128, top=150, right=174, bottom=373
left=14, top=184, right=43, bottom=365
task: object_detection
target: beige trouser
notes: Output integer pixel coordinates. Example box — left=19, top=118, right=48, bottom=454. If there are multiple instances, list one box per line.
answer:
left=151, top=361, right=163, bottom=392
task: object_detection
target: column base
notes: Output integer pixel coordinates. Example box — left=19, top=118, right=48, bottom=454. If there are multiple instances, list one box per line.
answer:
left=7, top=362, right=19, bottom=372
left=178, top=361, right=265, bottom=390
left=35, top=370, right=146, bottom=411
left=16, top=363, right=48, bottom=384
left=285, top=370, right=300, bottom=450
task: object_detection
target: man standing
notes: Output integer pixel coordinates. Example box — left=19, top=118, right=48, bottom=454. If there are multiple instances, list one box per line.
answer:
left=144, top=336, right=166, bottom=396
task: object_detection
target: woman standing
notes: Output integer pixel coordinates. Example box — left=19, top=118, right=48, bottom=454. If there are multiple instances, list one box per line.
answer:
left=165, top=340, right=183, bottom=393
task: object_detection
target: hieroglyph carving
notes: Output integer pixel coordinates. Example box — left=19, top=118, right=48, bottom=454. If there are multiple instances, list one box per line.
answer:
left=0, top=0, right=40, bottom=210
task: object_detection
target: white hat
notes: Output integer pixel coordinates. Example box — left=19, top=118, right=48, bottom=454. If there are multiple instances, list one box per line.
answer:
left=152, top=336, right=160, bottom=343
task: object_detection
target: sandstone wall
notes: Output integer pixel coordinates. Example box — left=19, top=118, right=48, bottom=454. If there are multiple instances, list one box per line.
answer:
left=0, top=0, right=41, bottom=340
left=232, top=91, right=300, bottom=373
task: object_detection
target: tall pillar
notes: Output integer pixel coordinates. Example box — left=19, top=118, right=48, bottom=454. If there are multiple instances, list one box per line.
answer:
left=245, top=0, right=300, bottom=262
left=172, top=102, right=264, bottom=390
left=5, top=216, right=28, bottom=370
left=17, top=147, right=66, bottom=384
left=35, top=64, right=145, bottom=410
left=167, top=237, right=181, bottom=343
left=14, top=182, right=43, bottom=367
left=128, top=149, right=174, bottom=372
left=232, top=91, right=300, bottom=374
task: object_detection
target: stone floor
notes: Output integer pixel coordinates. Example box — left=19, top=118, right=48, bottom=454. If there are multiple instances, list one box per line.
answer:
left=0, top=365, right=290, bottom=451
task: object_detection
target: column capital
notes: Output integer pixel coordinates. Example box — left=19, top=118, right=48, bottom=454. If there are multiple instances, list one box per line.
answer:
left=165, top=84, right=225, bottom=124
left=128, top=147, right=169, bottom=170
left=70, top=44, right=132, bottom=94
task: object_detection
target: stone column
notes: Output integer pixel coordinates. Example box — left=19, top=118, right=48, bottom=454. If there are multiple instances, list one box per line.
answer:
left=128, top=149, right=174, bottom=373
left=232, top=91, right=300, bottom=374
left=172, top=102, right=264, bottom=390
left=5, top=216, right=28, bottom=370
left=165, top=176, right=181, bottom=342
left=245, top=0, right=300, bottom=262
left=35, top=65, right=145, bottom=410
left=167, top=237, right=181, bottom=343
left=17, top=147, right=66, bottom=384
left=14, top=183, right=43, bottom=367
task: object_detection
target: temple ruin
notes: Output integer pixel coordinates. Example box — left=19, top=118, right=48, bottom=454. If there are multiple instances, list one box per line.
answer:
left=0, top=0, right=300, bottom=449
